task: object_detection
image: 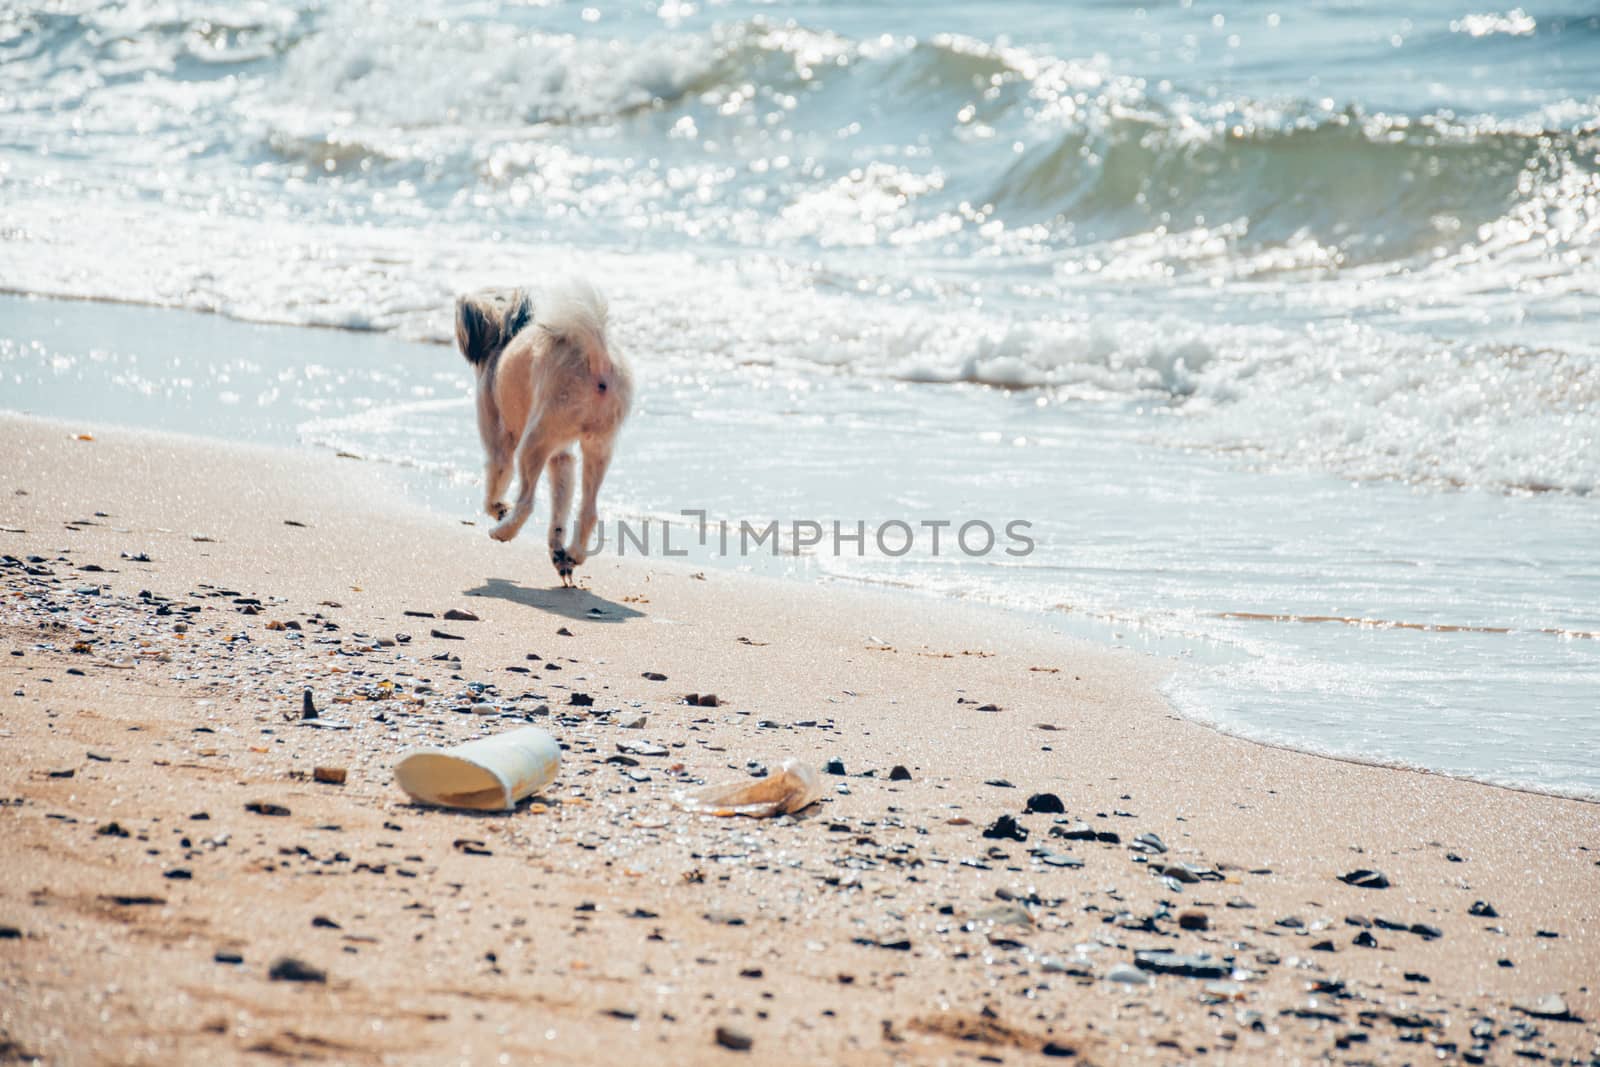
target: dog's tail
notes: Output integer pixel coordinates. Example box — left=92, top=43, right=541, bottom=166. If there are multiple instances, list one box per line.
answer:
left=455, top=288, right=533, bottom=366
left=538, top=277, right=615, bottom=381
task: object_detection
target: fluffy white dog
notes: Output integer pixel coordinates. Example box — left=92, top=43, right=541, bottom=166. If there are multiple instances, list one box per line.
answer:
left=454, top=279, right=633, bottom=585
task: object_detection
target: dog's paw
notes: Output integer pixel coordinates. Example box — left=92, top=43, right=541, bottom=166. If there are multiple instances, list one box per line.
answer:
left=488, top=521, right=518, bottom=543
left=486, top=501, right=509, bottom=521
left=551, top=547, right=576, bottom=586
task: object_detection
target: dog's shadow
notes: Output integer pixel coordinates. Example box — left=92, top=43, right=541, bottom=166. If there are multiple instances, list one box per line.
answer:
left=464, top=577, right=645, bottom=624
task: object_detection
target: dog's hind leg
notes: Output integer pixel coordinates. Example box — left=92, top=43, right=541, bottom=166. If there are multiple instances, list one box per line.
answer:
left=488, top=418, right=557, bottom=544
left=546, top=450, right=577, bottom=584
left=476, top=375, right=513, bottom=521
left=566, top=437, right=614, bottom=567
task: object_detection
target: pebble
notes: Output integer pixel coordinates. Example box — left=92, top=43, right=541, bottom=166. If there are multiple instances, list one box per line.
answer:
left=888, top=765, right=912, bottom=781
left=1513, top=995, right=1574, bottom=1021
left=443, top=609, right=479, bottom=621
left=824, top=758, right=847, bottom=776
left=1469, top=900, right=1499, bottom=918
left=982, top=814, right=1027, bottom=842
left=245, top=801, right=291, bottom=817
left=1025, top=792, right=1065, bottom=814
left=268, top=957, right=326, bottom=983
left=1133, top=951, right=1228, bottom=979
left=1338, top=868, right=1390, bottom=889
left=714, top=1025, right=752, bottom=1051
left=1105, top=963, right=1153, bottom=986
left=213, top=950, right=243, bottom=964
left=313, top=767, right=347, bottom=785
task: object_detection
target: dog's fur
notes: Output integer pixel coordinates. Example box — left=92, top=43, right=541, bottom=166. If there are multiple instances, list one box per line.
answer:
left=455, top=279, right=633, bottom=584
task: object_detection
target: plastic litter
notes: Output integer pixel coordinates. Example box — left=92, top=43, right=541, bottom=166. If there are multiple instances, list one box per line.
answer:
left=675, top=758, right=822, bottom=817
left=395, top=727, right=561, bottom=811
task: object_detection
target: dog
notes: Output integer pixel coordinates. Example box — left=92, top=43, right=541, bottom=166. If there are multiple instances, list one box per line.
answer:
left=454, top=279, right=633, bottom=585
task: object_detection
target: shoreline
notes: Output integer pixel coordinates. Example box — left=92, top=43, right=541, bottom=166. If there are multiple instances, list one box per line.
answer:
left=3, top=414, right=1599, bottom=1064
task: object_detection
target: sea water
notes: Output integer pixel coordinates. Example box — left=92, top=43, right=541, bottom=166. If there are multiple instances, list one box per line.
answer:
left=2, top=1, right=1597, bottom=795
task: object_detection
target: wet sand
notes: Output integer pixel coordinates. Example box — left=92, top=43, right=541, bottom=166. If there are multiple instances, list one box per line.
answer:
left=2, top=414, right=1597, bottom=1065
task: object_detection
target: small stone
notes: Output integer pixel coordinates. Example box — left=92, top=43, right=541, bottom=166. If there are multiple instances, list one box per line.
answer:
left=1177, top=910, right=1209, bottom=931
left=1041, top=1040, right=1076, bottom=1058
left=569, top=692, right=594, bottom=707
left=1133, top=951, right=1228, bottom=979
left=1338, top=868, right=1389, bottom=889
left=1468, top=900, right=1498, bottom=918
left=983, top=778, right=1014, bottom=788
left=311, top=916, right=341, bottom=929
left=97, top=822, right=129, bottom=838
left=313, top=767, right=347, bottom=785
left=0, top=926, right=22, bottom=939
left=301, top=689, right=317, bottom=720
left=164, top=868, right=192, bottom=880
left=443, top=609, right=480, bottom=621
left=245, top=801, right=291, bottom=817
left=1105, top=962, right=1152, bottom=986
left=1410, top=922, right=1442, bottom=940
left=1514, top=995, right=1574, bottom=1021
left=824, top=758, right=846, bottom=776
left=469, top=702, right=498, bottom=715
left=430, top=629, right=464, bottom=641
left=982, top=814, right=1027, bottom=842
left=268, top=957, right=326, bottom=983
left=213, top=950, right=243, bottom=964
left=1353, top=931, right=1378, bottom=948
left=714, top=1025, right=752, bottom=1051
left=888, top=765, right=912, bottom=781
left=641, top=672, right=667, bottom=681
left=1024, top=792, right=1065, bottom=814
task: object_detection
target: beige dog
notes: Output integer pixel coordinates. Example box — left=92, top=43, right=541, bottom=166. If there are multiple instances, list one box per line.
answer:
left=454, top=279, right=633, bottom=585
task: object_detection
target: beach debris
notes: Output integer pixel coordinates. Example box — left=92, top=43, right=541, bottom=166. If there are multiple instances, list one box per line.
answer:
left=569, top=692, right=594, bottom=706
left=617, top=740, right=668, bottom=757
left=213, top=950, right=243, bottom=964
left=824, top=758, right=847, bottom=776
left=1513, top=995, right=1576, bottom=1021
left=714, top=1025, right=753, bottom=1051
left=430, top=629, right=464, bottom=641
left=982, top=815, right=1028, bottom=842
left=268, top=957, right=326, bottom=983
left=395, top=727, right=561, bottom=811
left=675, top=758, right=821, bottom=817
left=684, top=692, right=720, bottom=707
left=1025, top=792, right=1065, bottom=814
left=641, top=671, right=667, bottom=681
left=1469, top=900, right=1499, bottom=917
left=312, top=766, right=347, bottom=785
left=301, top=688, right=317, bottom=720
left=888, top=764, right=912, bottom=781
left=1133, top=951, right=1229, bottom=979
left=245, top=801, right=291, bottom=817
left=443, top=608, right=479, bottom=621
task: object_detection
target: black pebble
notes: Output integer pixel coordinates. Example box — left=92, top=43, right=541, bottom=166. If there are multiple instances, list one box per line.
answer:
left=982, top=814, right=1028, bottom=842
left=268, top=956, right=326, bottom=983
left=888, top=765, right=912, bottom=781
left=1025, top=792, right=1065, bottom=814
left=1468, top=900, right=1498, bottom=918
left=824, top=758, right=846, bottom=776
left=1353, top=931, right=1378, bottom=948
left=214, top=950, right=243, bottom=964
left=714, top=1026, right=752, bottom=1052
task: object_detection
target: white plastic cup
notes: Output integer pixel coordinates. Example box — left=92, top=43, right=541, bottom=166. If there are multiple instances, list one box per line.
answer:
left=395, top=727, right=561, bottom=811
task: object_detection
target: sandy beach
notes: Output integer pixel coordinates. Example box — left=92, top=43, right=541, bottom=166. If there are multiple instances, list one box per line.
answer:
left=0, top=414, right=1595, bottom=1065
